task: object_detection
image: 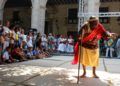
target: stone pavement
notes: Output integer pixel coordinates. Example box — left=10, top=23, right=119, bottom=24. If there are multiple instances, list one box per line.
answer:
left=0, top=56, right=120, bottom=86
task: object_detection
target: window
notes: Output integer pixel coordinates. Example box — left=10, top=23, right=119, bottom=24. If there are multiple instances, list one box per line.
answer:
left=99, top=7, right=110, bottom=24
left=68, top=8, right=78, bottom=24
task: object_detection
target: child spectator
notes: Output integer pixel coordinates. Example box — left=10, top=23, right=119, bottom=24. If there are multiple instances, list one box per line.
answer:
left=26, top=43, right=35, bottom=59
left=2, top=47, right=14, bottom=63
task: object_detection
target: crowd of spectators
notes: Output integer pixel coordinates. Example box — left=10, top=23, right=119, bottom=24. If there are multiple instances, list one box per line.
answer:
left=0, top=20, right=120, bottom=64
left=99, top=34, right=120, bottom=59
left=0, top=20, right=74, bottom=64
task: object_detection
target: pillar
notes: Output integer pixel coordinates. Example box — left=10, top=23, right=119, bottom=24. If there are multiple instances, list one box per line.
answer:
left=0, top=0, right=7, bottom=22
left=84, top=0, right=100, bottom=20
left=31, top=0, right=47, bottom=34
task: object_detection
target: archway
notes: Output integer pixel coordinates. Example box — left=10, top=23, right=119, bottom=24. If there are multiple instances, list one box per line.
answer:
left=4, top=0, right=32, bottom=30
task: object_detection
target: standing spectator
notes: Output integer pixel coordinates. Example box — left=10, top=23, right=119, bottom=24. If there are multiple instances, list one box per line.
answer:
left=0, top=20, right=4, bottom=63
left=53, top=34, right=58, bottom=52
left=48, top=33, right=55, bottom=52
left=66, top=35, right=74, bottom=53
left=3, top=20, right=10, bottom=34
left=14, top=26, right=20, bottom=47
left=27, top=32, right=33, bottom=48
left=116, top=36, right=120, bottom=59
left=41, top=34, right=48, bottom=51
left=19, top=29, right=27, bottom=49
left=99, top=38, right=106, bottom=56
left=57, top=35, right=67, bottom=53
left=36, top=32, right=42, bottom=49
left=0, top=20, right=4, bottom=35
left=9, top=25, right=15, bottom=49
left=105, top=37, right=114, bottom=58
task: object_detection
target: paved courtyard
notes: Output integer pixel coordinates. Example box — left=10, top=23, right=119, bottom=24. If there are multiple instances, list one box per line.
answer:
left=0, top=56, right=120, bottom=86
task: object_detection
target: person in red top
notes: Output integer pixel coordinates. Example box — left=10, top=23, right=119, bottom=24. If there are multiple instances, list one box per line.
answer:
left=11, top=46, right=27, bottom=61
left=72, top=16, right=112, bottom=78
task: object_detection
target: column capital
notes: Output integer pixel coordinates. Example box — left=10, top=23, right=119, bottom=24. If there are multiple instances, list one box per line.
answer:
left=0, top=0, right=7, bottom=9
left=31, top=0, right=47, bottom=7
left=31, top=5, right=46, bottom=10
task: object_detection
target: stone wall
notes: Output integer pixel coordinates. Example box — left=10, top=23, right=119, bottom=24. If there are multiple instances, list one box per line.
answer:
left=3, top=7, right=31, bottom=30
left=100, top=2, right=120, bottom=34
left=47, top=4, right=78, bottom=35
left=3, top=2, right=120, bottom=35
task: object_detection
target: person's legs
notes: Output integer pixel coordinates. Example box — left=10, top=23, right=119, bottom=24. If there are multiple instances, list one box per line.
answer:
left=110, top=47, right=114, bottom=58
left=106, top=48, right=109, bottom=57
left=80, top=64, right=86, bottom=77
left=92, top=67, right=99, bottom=78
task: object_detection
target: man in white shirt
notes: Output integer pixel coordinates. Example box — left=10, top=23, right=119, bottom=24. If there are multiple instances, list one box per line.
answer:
left=3, top=20, right=10, bottom=34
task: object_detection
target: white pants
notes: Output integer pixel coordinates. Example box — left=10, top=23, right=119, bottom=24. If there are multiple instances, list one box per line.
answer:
left=106, top=47, right=114, bottom=57
left=66, top=44, right=74, bottom=53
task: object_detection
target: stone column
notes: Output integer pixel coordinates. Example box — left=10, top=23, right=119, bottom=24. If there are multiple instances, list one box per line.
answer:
left=0, top=8, right=3, bottom=21
left=84, top=0, right=100, bottom=20
left=31, top=0, right=47, bottom=34
left=0, top=0, right=7, bottom=22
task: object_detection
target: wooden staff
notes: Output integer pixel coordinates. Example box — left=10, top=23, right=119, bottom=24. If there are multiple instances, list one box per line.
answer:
left=77, top=31, right=83, bottom=84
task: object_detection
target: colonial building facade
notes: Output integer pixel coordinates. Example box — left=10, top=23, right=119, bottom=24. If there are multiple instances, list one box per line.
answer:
left=0, top=0, right=120, bottom=35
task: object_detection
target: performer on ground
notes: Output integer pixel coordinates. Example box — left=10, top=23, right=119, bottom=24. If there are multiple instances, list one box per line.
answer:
left=72, top=16, right=113, bottom=78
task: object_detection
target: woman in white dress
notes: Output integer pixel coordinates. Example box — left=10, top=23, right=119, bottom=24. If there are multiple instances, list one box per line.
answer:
left=57, top=35, right=67, bottom=53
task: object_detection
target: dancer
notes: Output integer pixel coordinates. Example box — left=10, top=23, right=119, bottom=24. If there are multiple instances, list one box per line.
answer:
left=72, top=16, right=112, bottom=78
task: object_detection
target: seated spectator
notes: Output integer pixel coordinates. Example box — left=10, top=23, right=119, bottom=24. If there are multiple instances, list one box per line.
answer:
left=26, top=43, right=35, bottom=59
left=19, top=29, right=27, bottom=49
left=33, top=48, right=45, bottom=59
left=38, top=47, right=51, bottom=58
left=2, top=47, right=14, bottom=63
left=11, top=46, right=27, bottom=61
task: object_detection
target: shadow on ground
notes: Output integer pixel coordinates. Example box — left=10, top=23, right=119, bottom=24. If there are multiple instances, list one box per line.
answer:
left=0, top=65, right=109, bottom=86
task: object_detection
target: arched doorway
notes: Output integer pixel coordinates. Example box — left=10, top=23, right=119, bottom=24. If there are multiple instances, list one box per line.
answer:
left=4, top=0, right=32, bottom=30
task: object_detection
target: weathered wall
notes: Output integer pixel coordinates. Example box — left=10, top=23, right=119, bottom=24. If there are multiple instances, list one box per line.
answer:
left=100, top=1, right=120, bottom=34
left=3, top=7, right=31, bottom=30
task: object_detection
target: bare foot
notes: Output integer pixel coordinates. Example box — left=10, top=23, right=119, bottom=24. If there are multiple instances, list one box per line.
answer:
left=80, top=73, right=86, bottom=78
left=74, top=74, right=86, bottom=79
left=92, top=74, right=99, bottom=78
left=80, top=75, right=86, bottom=78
